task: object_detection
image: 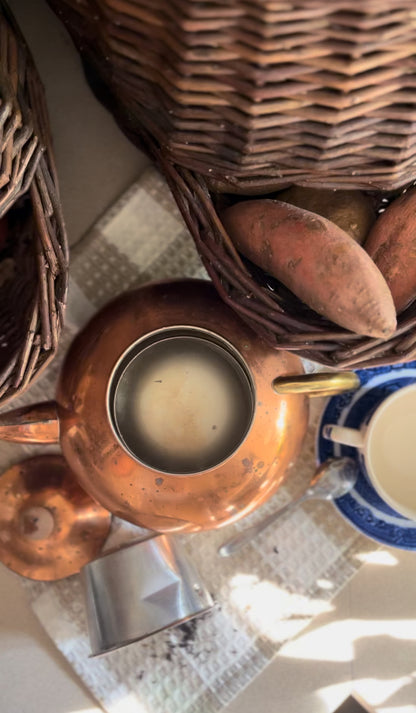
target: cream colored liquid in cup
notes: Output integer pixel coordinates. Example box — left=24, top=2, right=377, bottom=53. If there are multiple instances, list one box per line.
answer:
left=113, top=334, right=254, bottom=474
left=367, top=388, right=416, bottom=512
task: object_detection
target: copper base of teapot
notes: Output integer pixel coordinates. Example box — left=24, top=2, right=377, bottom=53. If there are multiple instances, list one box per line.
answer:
left=0, top=455, right=111, bottom=581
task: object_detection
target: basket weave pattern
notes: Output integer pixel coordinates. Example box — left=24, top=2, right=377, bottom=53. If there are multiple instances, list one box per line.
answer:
left=0, top=3, right=68, bottom=404
left=49, top=0, right=416, bottom=367
left=160, top=161, right=416, bottom=369
left=50, top=0, right=416, bottom=192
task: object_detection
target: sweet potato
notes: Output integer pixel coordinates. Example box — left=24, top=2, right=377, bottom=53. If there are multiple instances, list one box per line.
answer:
left=277, top=186, right=375, bottom=244
left=222, top=199, right=397, bottom=338
left=365, top=189, right=416, bottom=314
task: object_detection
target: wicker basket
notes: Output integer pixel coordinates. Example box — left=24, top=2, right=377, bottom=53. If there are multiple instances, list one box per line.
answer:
left=161, top=163, right=416, bottom=369
left=0, top=2, right=68, bottom=404
left=49, top=0, right=416, bottom=192
left=48, top=0, right=416, bottom=367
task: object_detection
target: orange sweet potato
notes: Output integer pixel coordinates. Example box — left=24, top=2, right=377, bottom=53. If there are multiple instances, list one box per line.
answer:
left=222, top=199, right=397, bottom=338
left=365, top=189, right=416, bottom=314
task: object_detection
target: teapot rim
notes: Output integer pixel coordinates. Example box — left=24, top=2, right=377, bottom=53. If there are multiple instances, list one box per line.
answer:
left=106, top=324, right=257, bottom=476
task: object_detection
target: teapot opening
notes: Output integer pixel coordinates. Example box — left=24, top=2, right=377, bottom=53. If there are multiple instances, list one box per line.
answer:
left=107, top=327, right=255, bottom=475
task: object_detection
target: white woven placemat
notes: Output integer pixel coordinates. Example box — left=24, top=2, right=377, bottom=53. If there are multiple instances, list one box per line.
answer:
left=1, top=166, right=373, bottom=713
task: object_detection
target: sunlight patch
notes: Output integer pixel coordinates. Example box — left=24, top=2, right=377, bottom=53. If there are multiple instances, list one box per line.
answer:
left=316, top=578, right=335, bottom=590
left=229, top=573, right=332, bottom=642
left=314, top=682, right=352, bottom=710
left=354, top=550, right=398, bottom=567
left=354, top=676, right=416, bottom=707
left=283, top=617, right=416, bottom=664
left=282, top=620, right=354, bottom=662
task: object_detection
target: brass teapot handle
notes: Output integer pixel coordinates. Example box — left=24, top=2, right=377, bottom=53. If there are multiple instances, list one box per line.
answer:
left=272, top=372, right=360, bottom=397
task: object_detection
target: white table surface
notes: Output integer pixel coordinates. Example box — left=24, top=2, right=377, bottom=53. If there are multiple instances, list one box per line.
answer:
left=3, top=1, right=416, bottom=711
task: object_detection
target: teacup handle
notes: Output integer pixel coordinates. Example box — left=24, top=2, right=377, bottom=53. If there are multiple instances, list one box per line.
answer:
left=322, top=424, right=364, bottom=449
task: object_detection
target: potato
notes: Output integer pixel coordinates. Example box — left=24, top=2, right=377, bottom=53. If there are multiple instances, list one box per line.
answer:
left=277, top=186, right=375, bottom=244
left=365, top=189, right=416, bottom=314
left=222, top=199, right=396, bottom=338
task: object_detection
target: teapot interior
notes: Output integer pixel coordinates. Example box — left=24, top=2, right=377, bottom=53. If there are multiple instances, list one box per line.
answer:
left=108, top=327, right=256, bottom=475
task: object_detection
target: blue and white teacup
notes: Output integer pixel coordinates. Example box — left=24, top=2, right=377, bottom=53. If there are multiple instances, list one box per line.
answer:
left=323, top=383, right=416, bottom=520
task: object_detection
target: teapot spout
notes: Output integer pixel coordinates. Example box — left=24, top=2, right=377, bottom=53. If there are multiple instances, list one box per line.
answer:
left=0, top=401, right=60, bottom=443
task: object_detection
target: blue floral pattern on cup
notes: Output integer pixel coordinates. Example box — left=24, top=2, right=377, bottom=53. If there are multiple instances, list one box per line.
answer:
left=317, top=361, right=416, bottom=549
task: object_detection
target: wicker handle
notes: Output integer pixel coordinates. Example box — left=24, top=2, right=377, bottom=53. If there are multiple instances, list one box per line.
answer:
left=272, top=372, right=360, bottom=397
left=0, top=401, right=59, bottom=443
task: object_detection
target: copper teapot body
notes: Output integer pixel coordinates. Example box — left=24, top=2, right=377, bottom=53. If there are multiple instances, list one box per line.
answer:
left=0, top=281, right=309, bottom=533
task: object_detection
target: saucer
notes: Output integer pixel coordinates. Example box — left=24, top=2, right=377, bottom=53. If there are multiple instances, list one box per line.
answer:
left=317, top=361, right=416, bottom=549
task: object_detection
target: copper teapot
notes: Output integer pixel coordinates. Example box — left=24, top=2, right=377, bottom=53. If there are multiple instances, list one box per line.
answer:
left=0, top=281, right=356, bottom=533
